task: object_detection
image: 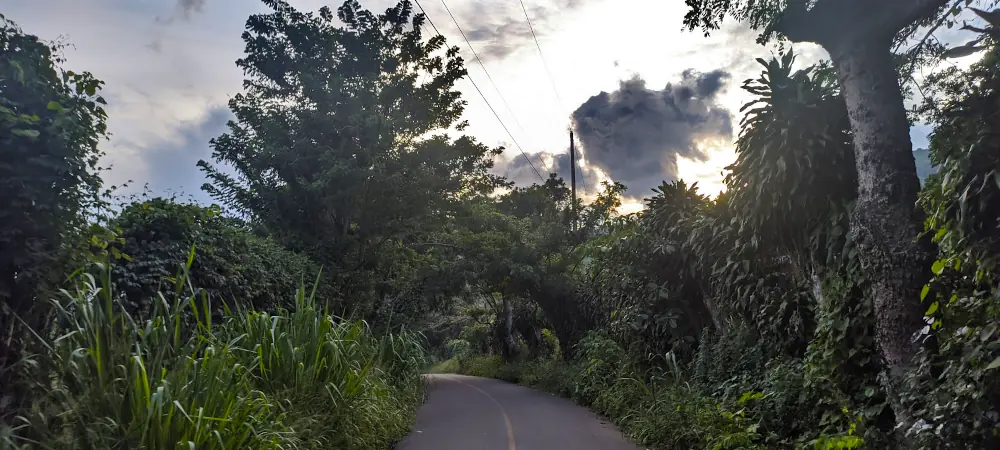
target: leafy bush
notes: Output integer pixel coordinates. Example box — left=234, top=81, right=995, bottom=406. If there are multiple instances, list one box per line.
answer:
left=110, top=198, right=326, bottom=314
left=908, top=24, right=1000, bottom=449
left=461, top=355, right=505, bottom=379
left=443, top=338, right=472, bottom=360
left=5, top=261, right=424, bottom=449
left=572, top=333, right=634, bottom=407
left=540, top=328, right=561, bottom=360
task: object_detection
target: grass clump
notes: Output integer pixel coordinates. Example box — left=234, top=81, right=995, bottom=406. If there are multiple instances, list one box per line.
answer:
left=5, top=262, right=425, bottom=449
left=427, top=358, right=461, bottom=374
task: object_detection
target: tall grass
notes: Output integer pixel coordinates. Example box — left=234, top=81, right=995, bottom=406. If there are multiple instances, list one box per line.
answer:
left=4, top=259, right=425, bottom=449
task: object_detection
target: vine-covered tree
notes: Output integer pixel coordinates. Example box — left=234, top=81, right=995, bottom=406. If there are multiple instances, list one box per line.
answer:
left=682, top=0, right=962, bottom=433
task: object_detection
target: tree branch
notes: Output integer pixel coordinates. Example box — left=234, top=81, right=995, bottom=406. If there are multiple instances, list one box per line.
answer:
left=900, top=0, right=961, bottom=60
left=774, top=0, right=951, bottom=52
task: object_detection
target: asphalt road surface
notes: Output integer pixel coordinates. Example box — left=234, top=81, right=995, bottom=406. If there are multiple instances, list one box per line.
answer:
left=396, top=374, right=643, bottom=450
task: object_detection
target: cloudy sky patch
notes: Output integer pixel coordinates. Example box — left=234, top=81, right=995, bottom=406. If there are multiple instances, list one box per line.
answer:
left=6, top=0, right=979, bottom=207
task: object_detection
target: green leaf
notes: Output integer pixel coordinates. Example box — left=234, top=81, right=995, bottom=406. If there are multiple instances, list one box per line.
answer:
left=12, top=128, right=40, bottom=138
left=925, top=301, right=939, bottom=316
left=920, top=284, right=930, bottom=301
left=986, top=357, right=1000, bottom=371
left=931, top=260, right=946, bottom=275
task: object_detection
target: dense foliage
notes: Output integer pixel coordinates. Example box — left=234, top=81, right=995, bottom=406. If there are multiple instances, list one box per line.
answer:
left=4, top=0, right=1000, bottom=449
left=109, top=197, right=322, bottom=314
left=0, top=13, right=110, bottom=423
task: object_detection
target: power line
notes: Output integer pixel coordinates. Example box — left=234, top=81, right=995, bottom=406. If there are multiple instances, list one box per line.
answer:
left=518, top=0, right=564, bottom=109
left=519, top=0, right=580, bottom=194
left=438, top=0, right=533, bottom=149
left=412, top=0, right=544, bottom=183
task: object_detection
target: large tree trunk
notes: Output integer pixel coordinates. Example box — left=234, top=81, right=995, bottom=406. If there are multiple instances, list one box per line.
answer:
left=831, top=36, right=935, bottom=434
left=771, top=0, right=948, bottom=438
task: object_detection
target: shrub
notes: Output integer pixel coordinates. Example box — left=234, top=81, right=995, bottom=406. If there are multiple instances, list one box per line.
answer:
left=540, top=328, right=561, bottom=360
left=573, top=333, right=633, bottom=406
left=109, top=198, right=325, bottom=314
left=444, top=338, right=472, bottom=360
left=427, top=358, right=461, bottom=374
left=462, top=355, right=505, bottom=379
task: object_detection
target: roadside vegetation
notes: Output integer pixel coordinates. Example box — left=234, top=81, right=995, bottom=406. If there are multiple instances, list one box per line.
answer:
left=3, top=0, right=1000, bottom=449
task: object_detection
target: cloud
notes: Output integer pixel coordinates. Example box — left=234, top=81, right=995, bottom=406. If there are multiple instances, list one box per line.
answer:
left=496, top=152, right=549, bottom=187
left=570, top=69, right=733, bottom=198
left=550, top=151, right=601, bottom=193
left=494, top=148, right=602, bottom=194
left=178, top=0, right=208, bottom=19
left=156, top=0, right=210, bottom=24
left=122, top=106, right=234, bottom=204
left=451, top=0, right=588, bottom=62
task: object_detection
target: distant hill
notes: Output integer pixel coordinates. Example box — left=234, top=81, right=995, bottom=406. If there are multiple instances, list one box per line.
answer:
left=914, top=148, right=936, bottom=184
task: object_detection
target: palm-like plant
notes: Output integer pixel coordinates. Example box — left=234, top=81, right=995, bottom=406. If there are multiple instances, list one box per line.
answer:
left=726, top=51, right=857, bottom=276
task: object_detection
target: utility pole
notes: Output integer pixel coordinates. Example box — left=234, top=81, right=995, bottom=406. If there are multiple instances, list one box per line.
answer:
left=569, top=129, right=577, bottom=232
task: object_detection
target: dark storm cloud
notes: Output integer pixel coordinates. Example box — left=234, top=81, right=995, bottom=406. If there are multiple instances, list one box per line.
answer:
left=550, top=151, right=601, bottom=193
left=570, top=70, right=733, bottom=198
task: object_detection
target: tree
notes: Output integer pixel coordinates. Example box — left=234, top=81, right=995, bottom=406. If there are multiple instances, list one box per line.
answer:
left=0, top=15, right=108, bottom=423
left=683, top=0, right=955, bottom=432
left=725, top=53, right=855, bottom=277
left=589, top=180, right=719, bottom=359
left=199, top=0, right=504, bottom=316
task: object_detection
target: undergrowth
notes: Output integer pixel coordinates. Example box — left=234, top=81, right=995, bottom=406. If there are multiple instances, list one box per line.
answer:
left=450, top=333, right=865, bottom=450
left=3, top=260, right=426, bottom=449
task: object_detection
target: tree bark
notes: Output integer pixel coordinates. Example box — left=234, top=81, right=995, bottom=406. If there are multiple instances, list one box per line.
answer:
left=500, top=295, right=517, bottom=360
left=810, top=273, right=825, bottom=308
left=830, top=35, right=935, bottom=434
left=702, top=295, right=724, bottom=332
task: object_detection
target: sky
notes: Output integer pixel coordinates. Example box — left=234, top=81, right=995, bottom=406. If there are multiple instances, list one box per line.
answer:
left=5, top=0, right=984, bottom=210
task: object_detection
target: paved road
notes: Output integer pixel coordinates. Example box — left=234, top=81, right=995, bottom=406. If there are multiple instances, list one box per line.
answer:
left=396, top=374, right=642, bottom=450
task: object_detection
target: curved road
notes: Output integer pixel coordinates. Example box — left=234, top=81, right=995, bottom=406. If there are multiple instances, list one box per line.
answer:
left=396, top=374, right=642, bottom=450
